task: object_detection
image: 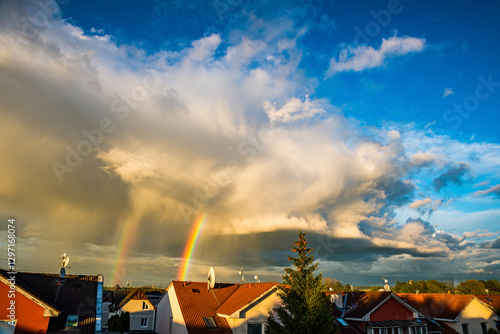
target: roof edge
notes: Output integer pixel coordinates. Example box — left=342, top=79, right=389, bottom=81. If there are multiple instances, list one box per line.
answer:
left=216, top=284, right=279, bottom=318
left=0, top=274, right=60, bottom=317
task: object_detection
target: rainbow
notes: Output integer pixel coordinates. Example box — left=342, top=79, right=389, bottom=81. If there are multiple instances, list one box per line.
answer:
left=109, top=217, right=141, bottom=286
left=177, top=213, right=207, bottom=281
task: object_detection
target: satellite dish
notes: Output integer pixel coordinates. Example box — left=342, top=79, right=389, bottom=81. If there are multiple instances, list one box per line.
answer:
left=207, top=267, right=215, bottom=289
left=62, top=256, right=70, bottom=268
left=60, top=267, right=66, bottom=279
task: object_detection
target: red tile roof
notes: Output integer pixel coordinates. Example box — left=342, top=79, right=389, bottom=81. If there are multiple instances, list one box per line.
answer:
left=171, top=281, right=279, bottom=334
left=343, top=291, right=393, bottom=319
left=172, top=281, right=237, bottom=334
left=397, top=294, right=475, bottom=320
left=216, top=282, right=277, bottom=317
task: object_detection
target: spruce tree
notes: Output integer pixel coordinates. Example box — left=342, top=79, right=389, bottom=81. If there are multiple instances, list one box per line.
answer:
left=265, top=231, right=337, bottom=334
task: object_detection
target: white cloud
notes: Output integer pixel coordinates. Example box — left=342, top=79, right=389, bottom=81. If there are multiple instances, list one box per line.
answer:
left=262, top=95, right=330, bottom=122
left=409, top=198, right=433, bottom=209
left=97, top=148, right=158, bottom=184
left=409, top=198, right=442, bottom=214
left=473, top=184, right=500, bottom=197
left=187, top=34, right=222, bottom=62
left=424, top=121, right=436, bottom=129
left=326, top=36, right=426, bottom=77
left=443, top=88, right=454, bottom=97
left=409, top=151, right=436, bottom=167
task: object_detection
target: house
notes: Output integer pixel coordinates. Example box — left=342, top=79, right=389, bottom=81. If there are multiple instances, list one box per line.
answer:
left=103, top=287, right=156, bottom=331
left=330, top=291, right=430, bottom=334
left=156, top=281, right=279, bottom=334
left=329, top=291, right=461, bottom=334
left=398, top=294, right=500, bottom=334
left=0, top=268, right=103, bottom=334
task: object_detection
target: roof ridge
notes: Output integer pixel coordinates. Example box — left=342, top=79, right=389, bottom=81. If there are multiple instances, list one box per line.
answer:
left=216, top=282, right=278, bottom=317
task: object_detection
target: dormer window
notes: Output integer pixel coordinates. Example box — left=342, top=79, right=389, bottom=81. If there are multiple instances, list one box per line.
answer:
left=203, top=317, right=217, bottom=329
left=66, top=315, right=79, bottom=327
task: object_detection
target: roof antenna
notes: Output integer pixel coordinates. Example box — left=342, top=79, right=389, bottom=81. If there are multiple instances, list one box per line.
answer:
left=207, top=267, right=215, bottom=290
left=238, top=269, right=244, bottom=282
left=59, top=253, right=70, bottom=279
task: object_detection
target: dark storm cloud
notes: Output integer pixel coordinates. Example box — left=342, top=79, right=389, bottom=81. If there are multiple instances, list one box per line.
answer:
left=433, top=162, right=470, bottom=192
left=382, top=179, right=417, bottom=206
left=480, top=236, right=500, bottom=249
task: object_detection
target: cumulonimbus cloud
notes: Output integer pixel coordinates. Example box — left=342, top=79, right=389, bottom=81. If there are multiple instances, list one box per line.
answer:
left=0, top=0, right=499, bottom=284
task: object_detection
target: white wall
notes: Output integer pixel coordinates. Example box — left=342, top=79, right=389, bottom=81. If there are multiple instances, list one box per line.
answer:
left=129, top=309, right=156, bottom=331
left=156, top=285, right=188, bottom=334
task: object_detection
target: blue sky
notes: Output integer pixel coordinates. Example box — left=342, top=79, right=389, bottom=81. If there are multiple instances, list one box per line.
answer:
left=0, top=0, right=499, bottom=286
left=59, top=0, right=500, bottom=142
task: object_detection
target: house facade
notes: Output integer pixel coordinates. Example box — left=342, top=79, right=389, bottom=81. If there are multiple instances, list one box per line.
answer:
left=330, top=291, right=431, bottom=334
left=103, top=288, right=156, bottom=331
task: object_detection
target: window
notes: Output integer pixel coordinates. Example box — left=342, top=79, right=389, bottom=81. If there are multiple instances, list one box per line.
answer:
left=140, top=318, right=148, bottom=327
left=409, top=326, right=425, bottom=334
left=481, top=322, right=489, bottom=334
left=248, top=323, right=263, bottom=334
left=66, top=315, right=79, bottom=327
left=192, top=288, right=200, bottom=293
left=337, top=319, right=349, bottom=327
left=462, top=324, right=470, bottom=334
left=142, top=301, right=149, bottom=310
left=203, top=317, right=217, bottom=329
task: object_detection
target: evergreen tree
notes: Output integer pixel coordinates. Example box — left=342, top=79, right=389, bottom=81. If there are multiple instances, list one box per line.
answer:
left=265, top=231, right=337, bottom=334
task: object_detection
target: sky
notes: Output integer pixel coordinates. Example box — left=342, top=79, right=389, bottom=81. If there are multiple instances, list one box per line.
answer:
left=0, top=0, right=500, bottom=287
